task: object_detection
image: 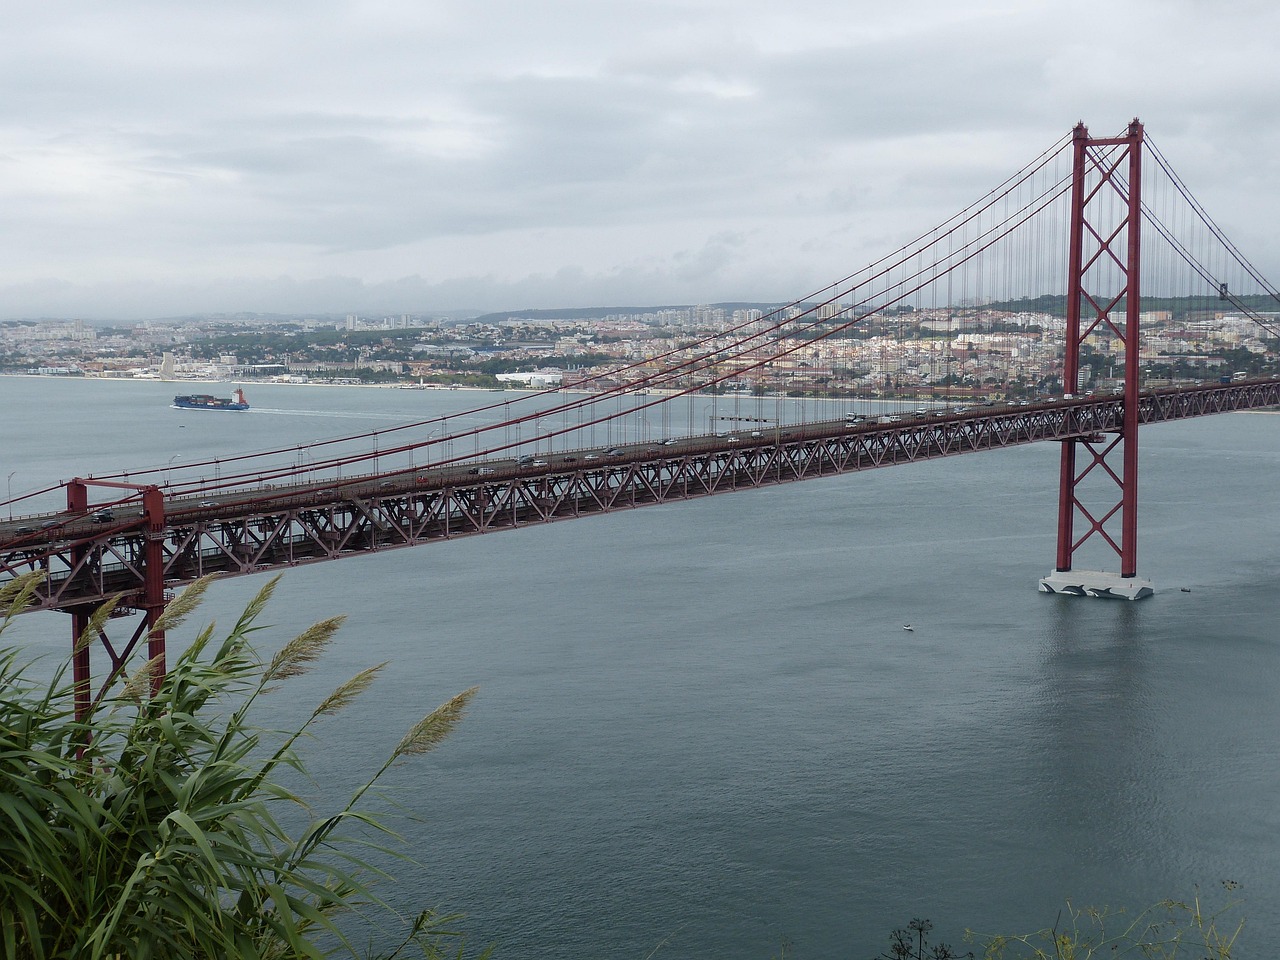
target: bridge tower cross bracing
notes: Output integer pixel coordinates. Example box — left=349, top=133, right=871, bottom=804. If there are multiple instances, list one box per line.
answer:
left=1040, top=118, right=1153, bottom=600
left=65, top=478, right=170, bottom=719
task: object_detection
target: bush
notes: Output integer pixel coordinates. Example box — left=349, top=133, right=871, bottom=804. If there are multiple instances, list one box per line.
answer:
left=0, top=572, right=487, bottom=960
left=972, top=884, right=1244, bottom=959
left=874, top=884, right=1245, bottom=960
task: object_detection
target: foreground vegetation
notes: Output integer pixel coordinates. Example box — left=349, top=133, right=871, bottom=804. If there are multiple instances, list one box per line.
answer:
left=0, top=571, right=486, bottom=960
left=873, top=887, right=1244, bottom=959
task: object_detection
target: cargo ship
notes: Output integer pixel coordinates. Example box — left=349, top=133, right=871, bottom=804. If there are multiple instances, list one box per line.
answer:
left=173, top=388, right=249, bottom=411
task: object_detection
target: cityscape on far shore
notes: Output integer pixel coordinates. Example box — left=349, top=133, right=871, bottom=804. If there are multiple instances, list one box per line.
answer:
left=4, top=298, right=1278, bottom=400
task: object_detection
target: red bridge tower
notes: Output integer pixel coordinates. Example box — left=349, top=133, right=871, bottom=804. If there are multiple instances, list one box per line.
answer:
left=1039, top=119, right=1154, bottom=600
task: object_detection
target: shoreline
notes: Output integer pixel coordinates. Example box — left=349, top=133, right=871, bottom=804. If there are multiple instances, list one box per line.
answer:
left=6, top=372, right=1279, bottom=411
left=0, top=372, right=537, bottom=394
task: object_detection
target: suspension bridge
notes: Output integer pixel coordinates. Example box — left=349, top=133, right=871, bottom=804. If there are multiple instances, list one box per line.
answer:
left=4, top=118, right=1280, bottom=714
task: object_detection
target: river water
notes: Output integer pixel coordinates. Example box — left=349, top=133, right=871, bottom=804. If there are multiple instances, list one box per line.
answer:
left=3, top=376, right=1278, bottom=958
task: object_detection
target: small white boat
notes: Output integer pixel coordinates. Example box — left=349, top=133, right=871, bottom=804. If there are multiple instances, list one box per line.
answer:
left=902, top=624, right=914, bottom=632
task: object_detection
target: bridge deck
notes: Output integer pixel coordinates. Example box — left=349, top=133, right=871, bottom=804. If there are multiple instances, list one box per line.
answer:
left=3, top=380, right=1277, bottom=614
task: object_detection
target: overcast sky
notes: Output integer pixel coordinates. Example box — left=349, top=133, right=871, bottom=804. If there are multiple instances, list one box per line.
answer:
left=4, top=0, right=1279, bottom=320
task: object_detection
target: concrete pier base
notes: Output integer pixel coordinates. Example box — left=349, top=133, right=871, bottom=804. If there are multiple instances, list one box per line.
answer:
left=1038, top=569, right=1155, bottom=601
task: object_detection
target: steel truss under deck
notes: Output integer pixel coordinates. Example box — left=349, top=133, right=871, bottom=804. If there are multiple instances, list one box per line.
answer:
left=6, top=382, right=1276, bottom=618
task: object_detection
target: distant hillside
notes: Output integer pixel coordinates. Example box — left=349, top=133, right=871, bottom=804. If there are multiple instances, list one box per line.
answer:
left=469, top=303, right=788, bottom=324
left=983, top=293, right=1279, bottom=319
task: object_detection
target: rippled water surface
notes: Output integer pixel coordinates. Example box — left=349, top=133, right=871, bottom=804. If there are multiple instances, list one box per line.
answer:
left=4, top=377, right=1278, bottom=958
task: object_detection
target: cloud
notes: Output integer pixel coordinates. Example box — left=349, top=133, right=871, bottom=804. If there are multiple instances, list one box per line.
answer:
left=3, top=1, right=1280, bottom=319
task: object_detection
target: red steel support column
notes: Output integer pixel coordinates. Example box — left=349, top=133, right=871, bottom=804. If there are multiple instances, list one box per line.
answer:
left=1054, top=118, right=1145, bottom=579
left=1120, top=121, right=1143, bottom=578
left=71, top=606, right=92, bottom=722
left=1056, top=123, right=1090, bottom=572
left=67, top=478, right=88, bottom=514
left=142, top=485, right=167, bottom=683
left=67, top=480, right=92, bottom=719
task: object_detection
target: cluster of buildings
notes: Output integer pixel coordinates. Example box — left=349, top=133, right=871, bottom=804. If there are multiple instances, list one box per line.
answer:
left=2, top=303, right=1276, bottom=399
